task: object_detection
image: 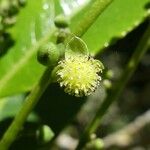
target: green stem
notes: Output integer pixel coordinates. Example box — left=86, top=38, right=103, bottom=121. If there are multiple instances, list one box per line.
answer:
left=0, top=67, right=53, bottom=150
left=76, top=24, right=150, bottom=150
left=74, top=0, right=113, bottom=37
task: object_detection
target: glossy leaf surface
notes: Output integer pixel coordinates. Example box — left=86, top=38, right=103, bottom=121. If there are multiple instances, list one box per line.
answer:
left=0, top=0, right=55, bottom=97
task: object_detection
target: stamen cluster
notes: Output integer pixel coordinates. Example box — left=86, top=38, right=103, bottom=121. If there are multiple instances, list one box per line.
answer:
left=56, top=55, right=103, bottom=97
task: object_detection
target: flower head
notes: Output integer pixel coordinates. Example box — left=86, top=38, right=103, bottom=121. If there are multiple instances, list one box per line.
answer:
left=56, top=55, right=104, bottom=97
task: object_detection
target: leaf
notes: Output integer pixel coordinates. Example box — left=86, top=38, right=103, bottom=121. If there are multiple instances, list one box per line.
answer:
left=70, top=0, right=150, bottom=55
left=65, top=36, right=89, bottom=58
left=0, top=94, right=39, bottom=122
left=0, top=0, right=55, bottom=97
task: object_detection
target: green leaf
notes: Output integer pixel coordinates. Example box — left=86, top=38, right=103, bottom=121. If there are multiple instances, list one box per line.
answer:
left=65, top=36, right=89, bottom=58
left=0, top=0, right=55, bottom=97
left=0, top=94, right=39, bottom=122
left=70, top=0, right=149, bottom=55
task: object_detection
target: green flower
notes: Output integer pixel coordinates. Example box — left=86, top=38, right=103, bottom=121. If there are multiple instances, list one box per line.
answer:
left=56, top=55, right=104, bottom=97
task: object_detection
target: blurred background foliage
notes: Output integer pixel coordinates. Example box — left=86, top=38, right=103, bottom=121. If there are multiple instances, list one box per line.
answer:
left=0, top=0, right=150, bottom=150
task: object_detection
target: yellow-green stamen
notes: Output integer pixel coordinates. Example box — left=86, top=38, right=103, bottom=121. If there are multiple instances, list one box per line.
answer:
left=57, top=55, right=103, bottom=97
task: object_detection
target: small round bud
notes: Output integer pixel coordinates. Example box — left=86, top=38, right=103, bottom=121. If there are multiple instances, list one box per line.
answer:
left=56, top=28, right=70, bottom=43
left=103, top=79, right=112, bottom=89
left=9, top=0, right=19, bottom=15
left=106, top=70, right=114, bottom=79
left=37, top=42, right=60, bottom=66
left=54, top=14, right=70, bottom=28
left=36, top=125, right=54, bottom=145
left=18, top=0, right=26, bottom=6
left=85, top=138, right=104, bottom=150
left=90, top=133, right=97, bottom=140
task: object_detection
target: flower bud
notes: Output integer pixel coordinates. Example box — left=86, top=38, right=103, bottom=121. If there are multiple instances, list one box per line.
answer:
left=54, top=14, right=70, bottom=28
left=37, top=42, right=60, bottom=67
left=84, top=138, right=104, bottom=150
left=36, top=125, right=54, bottom=145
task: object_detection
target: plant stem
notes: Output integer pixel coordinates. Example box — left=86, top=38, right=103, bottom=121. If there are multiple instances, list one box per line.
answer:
left=76, top=24, right=150, bottom=150
left=74, top=0, right=113, bottom=37
left=0, top=67, right=53, bottom=150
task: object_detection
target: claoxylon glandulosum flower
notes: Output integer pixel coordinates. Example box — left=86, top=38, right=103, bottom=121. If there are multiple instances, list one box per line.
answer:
left=56, top=55, right=104, bottom=97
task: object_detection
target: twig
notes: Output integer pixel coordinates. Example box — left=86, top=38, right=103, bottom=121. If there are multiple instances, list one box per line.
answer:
left=75, top=24, right=150, bottom=150
left=103, top=110, right=150, bottom=149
